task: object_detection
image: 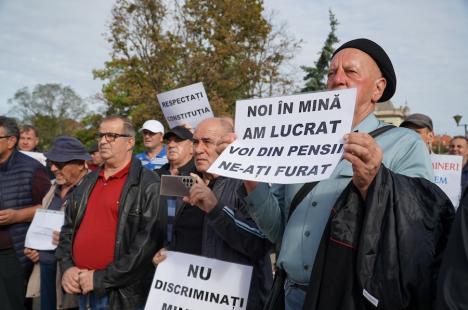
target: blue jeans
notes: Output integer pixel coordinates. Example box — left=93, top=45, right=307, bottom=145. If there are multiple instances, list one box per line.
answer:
left=40, top=261, right=57, bottom=310
left=284, top=279, right=306, bottom=310
left=79, top=293, right=109, bottom=310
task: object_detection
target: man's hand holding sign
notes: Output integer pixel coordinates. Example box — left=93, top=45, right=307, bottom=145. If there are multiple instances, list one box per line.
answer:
left=343, top=132, right=383, bottom=198
left=209, top=89, right=357, bottom=185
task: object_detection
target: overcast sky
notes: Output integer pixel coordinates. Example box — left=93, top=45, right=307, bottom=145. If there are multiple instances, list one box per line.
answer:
left=1, top=0, right=467, bottom=135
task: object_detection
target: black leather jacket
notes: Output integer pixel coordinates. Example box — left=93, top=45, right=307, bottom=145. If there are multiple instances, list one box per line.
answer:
left=304, top=165, right=454, bottom=310
left=56, top=158, right=165, bottom=309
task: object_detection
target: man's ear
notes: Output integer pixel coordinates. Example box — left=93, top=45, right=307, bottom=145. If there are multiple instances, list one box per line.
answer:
left=128, top=137, right=136, bottom=151
left=372, top=77, right=387, bottom=103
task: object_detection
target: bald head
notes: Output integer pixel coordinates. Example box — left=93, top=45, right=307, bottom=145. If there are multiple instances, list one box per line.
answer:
left=193, top=117, right=234, bottom=175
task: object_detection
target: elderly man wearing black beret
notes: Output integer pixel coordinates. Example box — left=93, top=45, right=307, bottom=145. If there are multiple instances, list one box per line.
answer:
left=240, top=38, right=454, bottom=310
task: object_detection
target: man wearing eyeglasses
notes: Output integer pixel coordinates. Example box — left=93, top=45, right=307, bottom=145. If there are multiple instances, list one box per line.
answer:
left=0, top=116, right=50, bottom=310
left=56, top=115, right=165, bottom=310
left=136, top=119, right=168, bottom=170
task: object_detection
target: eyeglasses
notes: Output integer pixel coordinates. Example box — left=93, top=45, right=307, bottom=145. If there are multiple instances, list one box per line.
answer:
left=0, top=135, right=12, bottom=139
left=95, top=132, right=131, bottom=143
left=46, top=160, right=78, bottom=170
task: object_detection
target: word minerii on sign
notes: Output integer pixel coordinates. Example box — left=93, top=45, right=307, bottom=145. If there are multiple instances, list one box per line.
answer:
left=431, top=154, right=463, bottom=208
left=157, top=82, right=214, bottom=129
left=145, top=251, right=252, bottom=310
left=208, top=88, right=356, bottom=184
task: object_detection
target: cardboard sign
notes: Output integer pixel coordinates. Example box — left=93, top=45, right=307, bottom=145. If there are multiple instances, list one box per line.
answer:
left=145, top=251, right=252, bottom=310
left=25, top=209, right=64, bottom=250
left=208, top=88, right=356, bottom=184
left=431, top=154, right=463, bottom=208
left=157, top=82, right=214, bottom=129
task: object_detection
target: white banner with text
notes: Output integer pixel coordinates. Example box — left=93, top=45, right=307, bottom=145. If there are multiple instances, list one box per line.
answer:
left=431, top=154, right=463, bottom=208
left=157, top=82, right=214, bottom=129
left=145, top=251, right=253, bottom=310
left=208, top=88, right=356, bottom=184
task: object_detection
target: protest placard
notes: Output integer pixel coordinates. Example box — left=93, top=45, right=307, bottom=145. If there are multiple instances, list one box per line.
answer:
left=208, top=88, right=356, bottom=184
left=431, top=154, right=463, bottom=208
left=157, top=82, right=214, bottom=129
left=145, top=251, right=252, bottom=310
left=25, top=209, right=64, bottom=250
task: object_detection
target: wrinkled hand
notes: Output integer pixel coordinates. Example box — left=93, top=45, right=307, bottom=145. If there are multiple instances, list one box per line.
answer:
left=183, top=174, right=218, bottom=213
left=343, top=132, right=383, bottom=199
left=0, top=209, right=18, bottom=225
left=24, top=248, right=40, bottom=263
left=216, top=132, right=237, bottom=155
left=52, top=230, right=60, bottom=246
left=62, top=266, right=83, bottom=294
left=78, top=270, right=94, bottom=294
left=153, top=248, right=167, bottom=265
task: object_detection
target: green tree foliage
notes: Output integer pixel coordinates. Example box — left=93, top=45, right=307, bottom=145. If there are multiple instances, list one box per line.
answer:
left=8, top=83, right=87, bottom=150
left=301, top=10, right=338, bottom=92
left=94, top=0, right=300, bottom=128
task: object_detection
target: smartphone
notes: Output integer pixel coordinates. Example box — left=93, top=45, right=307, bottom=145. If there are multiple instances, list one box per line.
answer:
left=160, top=175, right=196, bottom=197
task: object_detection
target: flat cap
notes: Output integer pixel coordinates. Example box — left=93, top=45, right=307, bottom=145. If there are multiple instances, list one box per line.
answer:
left=400, top=113, right=433, bottom=131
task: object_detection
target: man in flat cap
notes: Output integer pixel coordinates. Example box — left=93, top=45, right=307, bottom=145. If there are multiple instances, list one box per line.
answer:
left=238, top=38, right=453, bottom=309
left=400, top=113, right=435, bottom=152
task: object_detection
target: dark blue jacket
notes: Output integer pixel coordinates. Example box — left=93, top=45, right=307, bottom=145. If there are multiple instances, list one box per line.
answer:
left=0, top=150, right=49, bottom=274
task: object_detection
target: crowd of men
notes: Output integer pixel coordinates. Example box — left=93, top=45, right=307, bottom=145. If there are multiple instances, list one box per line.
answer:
left=1, top=38, right=468, bottom=310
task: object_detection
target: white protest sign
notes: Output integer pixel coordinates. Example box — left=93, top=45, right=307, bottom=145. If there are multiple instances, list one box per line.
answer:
left=20, top=151, right=46, bottom=166
left=25, top=209, right=64, bottom=250
left=157, top=82, right=214, bottom=129
left=431, top=154, right=463, bottom=208
left=208, top=88, right=356, bottom=184
left=145, top=251, right=252, bottom=310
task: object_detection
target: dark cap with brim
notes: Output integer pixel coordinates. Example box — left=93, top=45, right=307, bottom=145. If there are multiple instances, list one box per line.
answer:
left=333, top=38, right=396, bottom=102
left=400, top=113, right=433, bottom=132
left=45, top=136, right=92, bottom=162
left=163, top=126, right=193, bottom=141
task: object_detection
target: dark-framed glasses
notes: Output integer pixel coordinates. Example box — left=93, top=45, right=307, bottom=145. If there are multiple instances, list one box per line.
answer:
left=95, top=132, right=131, bottom=142
left=0, top=135, right=12, bottom=139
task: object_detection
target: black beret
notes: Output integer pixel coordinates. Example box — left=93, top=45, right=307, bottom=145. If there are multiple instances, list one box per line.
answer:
left=333, top=38, right=396, bottom=102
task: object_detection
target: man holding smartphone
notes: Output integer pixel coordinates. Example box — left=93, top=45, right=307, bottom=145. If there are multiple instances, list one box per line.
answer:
left=156, top=125, right=196, bottom=245
left=154, top=117, right=273, bottom=310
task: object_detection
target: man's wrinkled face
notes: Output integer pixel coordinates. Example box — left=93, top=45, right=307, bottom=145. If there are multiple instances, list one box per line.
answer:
left=449, top=138, right=468, bottom=158
left=48, top=160, right=85, bottom=186
left=327, top=48, right=386, bottom=126
left=142, top=130, right=163, bottom=150
left=193, top=121, right=223, bottom=173
left=19, top=130, right=39, bottom=151
left=166, top=136, right=193, bottom=166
